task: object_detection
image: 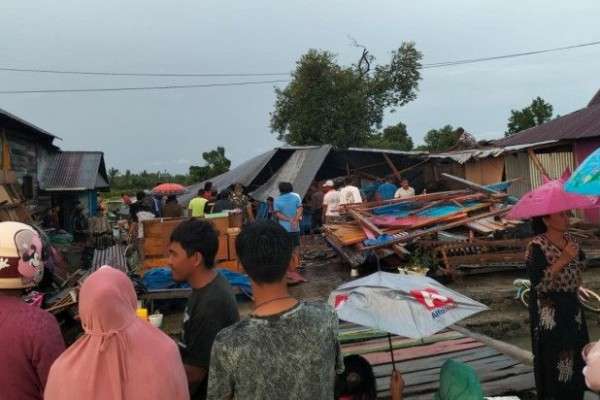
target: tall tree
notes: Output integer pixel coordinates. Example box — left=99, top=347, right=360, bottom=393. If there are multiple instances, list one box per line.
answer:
left=270, top=43, right=422, bottom=148
left=505, top=96, right=554, bottom=136
left=367, top=122, right=414, bottom=150
left=189, top=147, right=231, bottom=183
left=422, top=125, right=463, bottom=152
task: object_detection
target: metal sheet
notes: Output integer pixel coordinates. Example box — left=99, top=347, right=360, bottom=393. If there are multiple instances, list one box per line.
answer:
left=251, top=145, right=332, bottom=201
left=38, top=151, right=108, bottom=191
left=495, top=92, right=600, bottom=147
left=181, top=148, right=278, bottom=205
left=529, top=151, right=575, bottom=188
left=504, top=152, right=532, bottom=198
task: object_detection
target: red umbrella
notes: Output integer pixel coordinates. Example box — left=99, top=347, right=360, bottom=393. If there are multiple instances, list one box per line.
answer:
left=151, top=183, right=187, bottom=196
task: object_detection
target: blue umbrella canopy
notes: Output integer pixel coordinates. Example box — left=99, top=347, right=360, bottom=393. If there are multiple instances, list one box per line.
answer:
left=566, top=147, right=600, bottom=195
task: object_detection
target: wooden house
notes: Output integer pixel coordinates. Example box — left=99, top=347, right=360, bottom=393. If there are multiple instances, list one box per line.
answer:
left=0, top=107, right=108, bottom=225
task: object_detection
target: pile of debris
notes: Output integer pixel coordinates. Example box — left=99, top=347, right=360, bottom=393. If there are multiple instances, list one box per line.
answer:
left=322, top=174, right=526, bottom=277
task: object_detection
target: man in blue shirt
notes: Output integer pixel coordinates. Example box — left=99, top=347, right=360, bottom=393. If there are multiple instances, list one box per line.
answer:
left=274, top=182, right=303, bottom=250
left=376, top=178, right=398, bottom=201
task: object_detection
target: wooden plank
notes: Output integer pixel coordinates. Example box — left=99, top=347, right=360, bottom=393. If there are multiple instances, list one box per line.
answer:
left=362, top=338, right=484, bottom=365
left=348, top=190, right=470, bottom=212
left=441, top=173, right=503, bottom=197
left=323, top=235, right=363, bottom=268
left=384, top=365, right=533, bottom=397
left=446, top=252, right=524, bottom=266
left=362, top=207, right=511, bottom=250
left=371, top=346, right=500, bottom=376
left=528, top=148, right=549, bottom=178
left=342, top=331, right=464, bottom=355
left=376, top=357, right=526, bottom=389
left=451, top=325, right=533, bottom=366
left=383, top=153, right=402, bottom=182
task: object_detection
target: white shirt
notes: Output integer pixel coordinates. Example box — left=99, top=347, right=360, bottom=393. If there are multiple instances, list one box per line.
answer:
left=322, top=190, right=341, bottom=216
left=339, top=185, right=363, bottom=205
left=394, top=186, right=416, bottom=199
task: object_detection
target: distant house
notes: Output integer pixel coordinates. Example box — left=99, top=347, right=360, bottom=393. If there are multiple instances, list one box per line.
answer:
left=0, top=107, right=108, bottom=224
left=494, top=88, right=600, bottom=222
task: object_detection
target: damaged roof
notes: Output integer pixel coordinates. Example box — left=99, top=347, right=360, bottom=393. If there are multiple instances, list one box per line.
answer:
left=428, top=141, right=559, bottom=164
left=495, top=88, right=600, bottom=147
left=39, top=151, right=109, bottom=191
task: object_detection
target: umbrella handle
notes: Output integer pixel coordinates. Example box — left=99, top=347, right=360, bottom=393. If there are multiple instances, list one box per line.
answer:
left=387, top=333, right=396, bottom=371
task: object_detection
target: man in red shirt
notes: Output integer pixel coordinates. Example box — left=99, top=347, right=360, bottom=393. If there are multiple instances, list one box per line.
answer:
left=0, top=222, right=65, bottom=400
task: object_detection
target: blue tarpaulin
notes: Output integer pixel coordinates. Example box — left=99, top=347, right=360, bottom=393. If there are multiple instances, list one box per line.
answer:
left=142, top=267, right=252, bottom=295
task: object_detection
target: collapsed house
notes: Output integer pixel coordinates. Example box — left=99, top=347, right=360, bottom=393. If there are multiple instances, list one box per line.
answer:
left=0, top=107, right=109, bottom=225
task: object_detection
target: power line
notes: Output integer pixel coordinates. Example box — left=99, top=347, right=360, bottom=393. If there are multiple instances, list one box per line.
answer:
left=0, top=40, right=598, bottom=94
left=421, top=39, right=600, bottom=68
left=0, top=66, right=290, bottom=77
left=0, top=39, right=599, bottom=78
left=0, top=79, right=289, bottom=94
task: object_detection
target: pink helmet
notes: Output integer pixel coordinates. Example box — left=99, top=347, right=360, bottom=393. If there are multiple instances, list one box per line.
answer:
left=0, top=222, right=44, bottom=289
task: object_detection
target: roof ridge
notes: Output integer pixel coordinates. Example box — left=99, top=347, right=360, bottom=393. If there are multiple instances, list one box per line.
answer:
left=588, top=88, right=600, bottom=107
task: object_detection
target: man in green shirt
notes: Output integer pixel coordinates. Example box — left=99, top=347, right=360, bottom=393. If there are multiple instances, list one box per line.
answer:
left=188, top=189, right=208, bottom=218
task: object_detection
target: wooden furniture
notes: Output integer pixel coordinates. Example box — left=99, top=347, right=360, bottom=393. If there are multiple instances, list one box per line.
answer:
left=141, top=213, right=239, bottom=272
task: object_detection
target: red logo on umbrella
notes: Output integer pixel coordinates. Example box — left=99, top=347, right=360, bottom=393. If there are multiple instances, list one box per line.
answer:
left=410, top=288, right=455, bottom=310
left=334, top=294, right=349, bottom=310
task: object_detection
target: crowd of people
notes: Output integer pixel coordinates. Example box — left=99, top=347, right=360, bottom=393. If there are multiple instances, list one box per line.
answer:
left=11, top=174, right=600, bottom=399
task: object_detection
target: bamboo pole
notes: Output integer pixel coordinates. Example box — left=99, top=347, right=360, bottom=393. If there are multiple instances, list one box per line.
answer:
left=450, top=324, right=533, bottom=366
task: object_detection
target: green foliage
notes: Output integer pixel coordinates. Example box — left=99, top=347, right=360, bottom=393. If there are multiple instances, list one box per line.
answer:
left=188, top=146, right=231, bottom=183
left=271, top=43, right=422, bottom=148
left=367, top=122, right=414, bottom=150
left=505, top=96, right=554, bottom=136
left=423, top=125, right=463, bottom=152
left=107, top=147, right=231, bottom=194
left=109, top=170, right=188, bottom=194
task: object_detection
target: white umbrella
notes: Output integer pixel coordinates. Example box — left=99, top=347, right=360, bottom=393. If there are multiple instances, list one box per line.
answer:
left=329, top=271, right=488, bottom=369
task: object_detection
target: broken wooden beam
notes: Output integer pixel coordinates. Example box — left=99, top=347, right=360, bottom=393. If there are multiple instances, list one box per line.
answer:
left=383, top=153, right=403, bottom=182
left=441, top=173, right=502, bottom=197
left=361, top=207, right=512, bottom=250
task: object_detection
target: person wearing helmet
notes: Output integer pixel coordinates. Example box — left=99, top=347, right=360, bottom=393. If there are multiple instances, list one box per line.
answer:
left=0, top=222, right=65, bottom=400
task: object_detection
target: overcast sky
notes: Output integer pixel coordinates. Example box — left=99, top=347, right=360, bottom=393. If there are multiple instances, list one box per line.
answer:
left=1, top=1, right=599, bottom=174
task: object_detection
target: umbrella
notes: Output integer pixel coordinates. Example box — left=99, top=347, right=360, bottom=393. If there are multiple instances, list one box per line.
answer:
left=506, top=169, right=598, bottom=220
left=565, top=148, right=600, bottom=195
left=151, top=183, right=187, bottom=196
left=329, top=271, right=487, bottom=369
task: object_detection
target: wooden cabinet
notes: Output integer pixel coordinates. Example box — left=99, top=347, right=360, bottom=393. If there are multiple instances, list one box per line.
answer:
left=141, top=215, right=238, bottom=273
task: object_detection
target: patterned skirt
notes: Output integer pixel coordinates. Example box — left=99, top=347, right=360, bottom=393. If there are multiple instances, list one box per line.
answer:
left=530, top=290, right=589, bottom=400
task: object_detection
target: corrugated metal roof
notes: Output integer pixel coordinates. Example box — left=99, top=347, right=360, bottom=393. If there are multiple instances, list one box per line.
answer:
left=39, top=151, right=109, bottom=191
left=428, top=148, right=504, bottom=164
left=347, top=147, right=427, bottom=156
left=495, top=90, right=600, bottom=147
left=0, top=107, right=60, bottom=140
left=251, top=145, right=332, bottom=201
left=504, top=152, right=532, bottom=198
left=180, top=148, right=279, bottom=205
left=529, top=151, right=575, bottom=188
left=429, top=141, right=560, bottom=164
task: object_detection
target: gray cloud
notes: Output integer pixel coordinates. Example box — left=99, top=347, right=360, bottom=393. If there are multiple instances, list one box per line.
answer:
left=1, top=0, right=599, bottom=174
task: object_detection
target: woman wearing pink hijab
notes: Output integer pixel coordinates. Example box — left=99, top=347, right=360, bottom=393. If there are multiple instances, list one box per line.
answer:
left=45, top=266, right=189, bottom=400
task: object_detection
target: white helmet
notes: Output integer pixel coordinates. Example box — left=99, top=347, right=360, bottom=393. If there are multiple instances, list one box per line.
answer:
left=0, top=222, right=44, bottom=289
